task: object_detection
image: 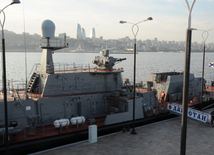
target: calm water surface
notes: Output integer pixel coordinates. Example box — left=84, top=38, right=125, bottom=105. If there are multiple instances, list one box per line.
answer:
left=1, top=52, right=214, bottom=88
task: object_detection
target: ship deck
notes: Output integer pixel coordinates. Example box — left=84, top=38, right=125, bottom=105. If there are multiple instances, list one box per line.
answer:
left=33, top=114, right=214, bottom=155
left=205, top=85, right=214, bottom=92
left=1, top=85, right=214, bottom=104
left=54, top=68, right=124, bottom=74
left=0, top=91, right=40, bottom=102
left=0, top=67, right=124, bottom=101
left=0, top=116, right=106, bottom=145
left=0, top=86, right=154, bottom=102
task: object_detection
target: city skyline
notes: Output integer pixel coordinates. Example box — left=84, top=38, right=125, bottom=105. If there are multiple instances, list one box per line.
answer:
left=1, top=0, right=214, bottom=43
left=3, top=28, right=214, bottom=53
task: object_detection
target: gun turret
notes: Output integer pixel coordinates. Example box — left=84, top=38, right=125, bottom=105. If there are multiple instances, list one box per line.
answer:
left=116, top=58, right=126, bottom=62
left=92, top=50, right=126, bottom=70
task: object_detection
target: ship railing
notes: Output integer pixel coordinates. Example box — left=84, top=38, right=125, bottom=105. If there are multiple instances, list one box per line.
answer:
left=0, top=79, right=12, bottom=91
left=0, top=79, right=26, bottom=92
left=40, top=37, right=64, bottom=47
left=27, top=63, right=91, bottom=80
left=27, top=63, right=41, bottom=80
left=12, top=83, right=26, bottom=91
left=29, top=63, right=40, bottom=74
left=29, top=62, right=123, bottom=76
left=29, top=63, right=97, bottom=75
left=0, top=80, right=28, bottom=101
left=4, top=80, right=41, bottom=100
left=53, top=63, right=96, bottom=73
left=92, top=67, right=124, bottom=72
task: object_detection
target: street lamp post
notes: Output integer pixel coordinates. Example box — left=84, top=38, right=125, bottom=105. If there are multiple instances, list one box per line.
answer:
left=120, top=17, right=152, bottom=134
left=200, top=31, right=209, bottom=107
left=0, top=0, right=21, bottom=153
left=180, top=0, right=196, bottom=155
left=194, top=28, right=214, bottom=108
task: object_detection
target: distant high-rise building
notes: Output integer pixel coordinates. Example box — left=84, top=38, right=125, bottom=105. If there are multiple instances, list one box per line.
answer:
left=59, top=33, right=66, bottom=38
left=145, top=39, right=152, bottom=46
left=82, top=28, right=86, bottom=39
left=99, top=36, right=103, bottom=41
left=77, top=23, right=83, bottom=40
left=90, top=27, right=95, bottom=39
left=125, top=36, right=130, bottom=42
left=154, top=38, right=157, bottom=44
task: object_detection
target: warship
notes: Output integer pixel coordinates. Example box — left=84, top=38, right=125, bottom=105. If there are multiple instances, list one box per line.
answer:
left=0, top=20, right=214, bottom=154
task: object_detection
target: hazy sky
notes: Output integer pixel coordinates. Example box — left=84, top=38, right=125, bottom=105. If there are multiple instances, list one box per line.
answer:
left=1, top=0, right=214, bottom=43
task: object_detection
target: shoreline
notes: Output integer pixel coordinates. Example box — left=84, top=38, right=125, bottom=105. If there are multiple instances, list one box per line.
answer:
left=5, top=50, right=214, bottom=53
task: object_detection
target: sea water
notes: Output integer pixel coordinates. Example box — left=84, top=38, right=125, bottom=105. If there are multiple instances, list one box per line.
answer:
left=0, top=51, right=214, bottom=89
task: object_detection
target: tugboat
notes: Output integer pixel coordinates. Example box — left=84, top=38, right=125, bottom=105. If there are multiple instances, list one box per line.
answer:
left=0, top=20, right=169, bottom=154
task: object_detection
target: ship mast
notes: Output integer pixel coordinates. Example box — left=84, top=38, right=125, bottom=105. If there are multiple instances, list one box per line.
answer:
left=39, top=20, right=67, bottom=74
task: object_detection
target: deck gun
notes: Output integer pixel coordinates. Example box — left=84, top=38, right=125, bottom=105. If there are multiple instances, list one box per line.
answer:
left=92, top=50, right=126, bottom=70
left=116, top=58, right=126, bottom=62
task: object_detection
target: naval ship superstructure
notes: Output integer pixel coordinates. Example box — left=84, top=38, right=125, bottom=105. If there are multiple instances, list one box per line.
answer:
left=145, top=72, right=214, bottom=107
left=0, top=20, right=166, bottom=154
left=1, top=20, right=214, bottom=154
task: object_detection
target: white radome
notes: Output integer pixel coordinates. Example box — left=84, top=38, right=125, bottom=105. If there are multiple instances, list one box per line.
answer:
left=41, top=20, right=55, bottom=38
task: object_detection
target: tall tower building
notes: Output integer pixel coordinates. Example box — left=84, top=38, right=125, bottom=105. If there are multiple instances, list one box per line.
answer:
left=154, top=38, right=157, bottom=44
left=77, top=23, right=83, bottom=40
left=90, top=27, right=95, bottom=40
left=82, top=28, right=86, bottom=39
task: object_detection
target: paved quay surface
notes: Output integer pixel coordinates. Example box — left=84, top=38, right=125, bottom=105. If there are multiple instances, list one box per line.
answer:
left=32, top=117, right=214, bottom=155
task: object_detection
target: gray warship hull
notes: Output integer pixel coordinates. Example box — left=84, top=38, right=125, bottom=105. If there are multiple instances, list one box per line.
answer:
left=1, top=20, right=214, bottom=155
left=0, top=20, right=167, bottom=154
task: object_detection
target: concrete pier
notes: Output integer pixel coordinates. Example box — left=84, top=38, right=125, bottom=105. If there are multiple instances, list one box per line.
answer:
left=32, top=117, right=214, bottom=155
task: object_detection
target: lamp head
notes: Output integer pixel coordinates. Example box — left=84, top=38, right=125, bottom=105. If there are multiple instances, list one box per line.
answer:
left=147, top=17, right=153, bottom=21
left=11, top=0, right=21, bottom=5
left=119, top=21, right=127, bottom=24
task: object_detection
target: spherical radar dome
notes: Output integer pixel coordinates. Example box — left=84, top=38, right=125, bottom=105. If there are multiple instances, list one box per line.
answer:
left=41, top=20, right=55, bottom=37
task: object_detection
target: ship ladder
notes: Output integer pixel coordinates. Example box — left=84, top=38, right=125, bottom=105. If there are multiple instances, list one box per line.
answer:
left=27, top=72, right=38, bottom=93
